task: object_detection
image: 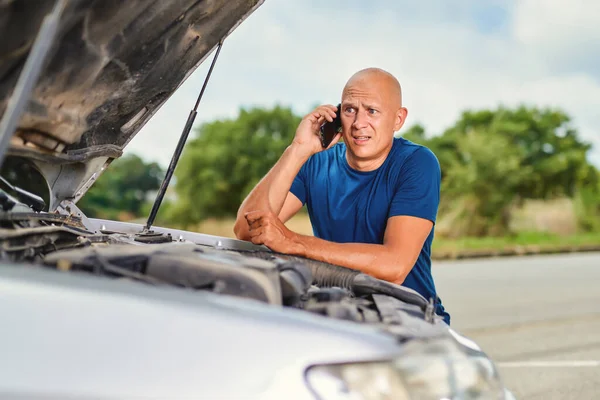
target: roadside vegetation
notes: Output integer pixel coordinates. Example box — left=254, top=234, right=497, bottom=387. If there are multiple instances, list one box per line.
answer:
left=78, top=104, right=600, bottom=258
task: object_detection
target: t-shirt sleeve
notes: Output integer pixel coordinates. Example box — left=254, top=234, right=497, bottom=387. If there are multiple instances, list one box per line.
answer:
left=388, top=147, right=441, bottom=223
left=289, top=160, right=309, bottom=205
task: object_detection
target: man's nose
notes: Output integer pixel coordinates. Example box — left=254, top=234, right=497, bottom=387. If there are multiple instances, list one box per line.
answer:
left=352, top=110, right=369, bottom=130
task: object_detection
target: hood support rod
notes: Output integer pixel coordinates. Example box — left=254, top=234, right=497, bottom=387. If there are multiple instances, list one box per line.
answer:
left=144, top=40, right=224, bottom=232
left=0, top=0, right=67, bottom=166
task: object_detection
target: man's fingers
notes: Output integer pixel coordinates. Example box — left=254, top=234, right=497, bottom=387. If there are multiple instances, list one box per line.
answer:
left=245, top=210, right=266, bottom=224
left=310, top=112, right=332, bottom=125
left=250, top=231, right=267, bottom=245
left=249, top=226, right=264, bottom=238
left=248, top=219, right=261, bottom=231
left=320, top=104, right=338, bottom=114
left=308, top=105, right=337, bottom=124
left=313, top=104, right=337, bottom=114
left=245, top=210, right=278, bottom=233
left=322, top=108, right=336, bottom=122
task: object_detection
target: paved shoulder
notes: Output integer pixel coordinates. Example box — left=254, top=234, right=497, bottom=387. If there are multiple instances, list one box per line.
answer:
left=432, top=253, right=600, bottom=399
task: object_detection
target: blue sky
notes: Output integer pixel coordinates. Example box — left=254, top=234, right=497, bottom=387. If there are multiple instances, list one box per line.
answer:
left=125, top=0, right=600, bottom=166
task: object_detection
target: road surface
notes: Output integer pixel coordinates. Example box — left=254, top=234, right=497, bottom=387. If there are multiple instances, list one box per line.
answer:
left=433, top=252, right=600, bottom=399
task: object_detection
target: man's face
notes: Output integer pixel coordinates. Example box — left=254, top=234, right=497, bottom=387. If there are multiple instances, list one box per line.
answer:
left=340, top=74, right=406, bottom=163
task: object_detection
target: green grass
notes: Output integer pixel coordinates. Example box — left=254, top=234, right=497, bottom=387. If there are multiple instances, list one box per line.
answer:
left=432, top=231, right=600, bottom=257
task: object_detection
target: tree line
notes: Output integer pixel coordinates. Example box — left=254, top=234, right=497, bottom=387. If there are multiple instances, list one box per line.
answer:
left=79, top=104, right=600, bottom=237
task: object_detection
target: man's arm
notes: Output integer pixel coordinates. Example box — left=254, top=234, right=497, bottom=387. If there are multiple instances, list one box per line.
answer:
left=234, top=104, right=341, bottom=240
left=244, top=146, right=441, bottom=284
left=233, top=145, right=307, bottom=241
left=245, top=211, right=432, bottom=285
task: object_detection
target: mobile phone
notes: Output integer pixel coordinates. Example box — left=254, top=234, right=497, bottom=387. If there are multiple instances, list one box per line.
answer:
left=319, top=103, right=342, bottom=148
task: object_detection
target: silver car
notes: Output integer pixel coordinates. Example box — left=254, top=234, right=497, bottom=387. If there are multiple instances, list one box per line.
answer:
left=0, top=1, right=515, bottom=399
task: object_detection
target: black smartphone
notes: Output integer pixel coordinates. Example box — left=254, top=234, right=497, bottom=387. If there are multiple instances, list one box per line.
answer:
left=319, top=103, right=342, bottom=148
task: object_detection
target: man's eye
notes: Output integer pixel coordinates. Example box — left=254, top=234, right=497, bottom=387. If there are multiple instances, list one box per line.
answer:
left=368, top=108, right=377, bottom=114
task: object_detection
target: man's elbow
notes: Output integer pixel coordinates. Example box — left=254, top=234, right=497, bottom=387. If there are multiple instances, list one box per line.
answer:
left=388, top=260, right=414, bottom=286
left=364, top=260, right=411, bottom=286
left=363, top=247, right=411, bottom=285
left=390, top=270, right=409, bottom=286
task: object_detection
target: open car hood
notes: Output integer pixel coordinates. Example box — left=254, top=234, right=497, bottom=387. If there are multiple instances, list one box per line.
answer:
left=0, top=0, right=264, bottom=211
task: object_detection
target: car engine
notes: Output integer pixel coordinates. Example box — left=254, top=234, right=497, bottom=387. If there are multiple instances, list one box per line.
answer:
left=0, top=207, right=442, bottom=334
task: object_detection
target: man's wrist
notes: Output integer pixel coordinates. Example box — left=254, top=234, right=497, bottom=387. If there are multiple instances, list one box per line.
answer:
left=288, top=231, right=308, bottom=257
left=287, top=142, right=314, bottom=163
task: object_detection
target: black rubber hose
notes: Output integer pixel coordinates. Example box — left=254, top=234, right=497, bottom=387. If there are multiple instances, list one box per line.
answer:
left=351, top=274, right=429, bottom=311
left=236, top=250, right=429, bottom=310
left=308, top=261, right=360, bottom=289
left=238, top=250, right=360, bottom=289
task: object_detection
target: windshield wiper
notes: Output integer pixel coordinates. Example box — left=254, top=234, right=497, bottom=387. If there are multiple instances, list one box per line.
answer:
left=143, top=40, right=224, bottom=232
left=0, top=176, right=46, bottom=212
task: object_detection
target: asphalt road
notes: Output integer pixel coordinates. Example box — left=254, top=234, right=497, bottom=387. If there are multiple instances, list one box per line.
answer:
left=432, top=252, right=600, bottom=400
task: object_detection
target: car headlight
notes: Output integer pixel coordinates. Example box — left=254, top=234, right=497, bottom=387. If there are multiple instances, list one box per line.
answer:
left=305, top=338, right=505, bottom=400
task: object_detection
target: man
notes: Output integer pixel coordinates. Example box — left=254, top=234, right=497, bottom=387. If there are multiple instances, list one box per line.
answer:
left=233, top=67, right=450, bottom=324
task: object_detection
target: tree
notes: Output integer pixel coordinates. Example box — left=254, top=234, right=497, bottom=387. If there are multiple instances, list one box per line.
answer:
left=398, top=123, right=426, bottom=143
left=77, top=154, right=164, bottom=220
left=440, top=130, right=533, bottom=236
left=573, top=164, right=600, bottom=232
left=433, top=105, right=596, bottom=236
left=442, top=106, right=593, bottom=200
left=170, top=105, right=301, bottom=226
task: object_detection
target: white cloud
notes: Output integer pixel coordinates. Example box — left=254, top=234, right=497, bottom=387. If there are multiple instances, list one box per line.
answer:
left=514, top=0, right=600, bottom=52
left=513, top=0, right=600, bottom=77
left=125, top=0, right=600, bottom=167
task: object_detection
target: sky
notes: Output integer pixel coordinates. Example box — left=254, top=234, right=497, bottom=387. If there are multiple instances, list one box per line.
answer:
left=125, top=0, right=600, bottom=167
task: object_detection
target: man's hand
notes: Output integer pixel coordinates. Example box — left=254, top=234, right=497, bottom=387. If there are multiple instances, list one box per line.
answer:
left=292, top=104, right=342, bottom=159
left=245, top=210, right=303, bottom=254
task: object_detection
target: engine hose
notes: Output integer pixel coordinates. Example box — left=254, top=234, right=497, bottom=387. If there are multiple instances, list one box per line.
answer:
left=237, top=250, right=429, bottom=309
left=308, top=261, right=361, bottom=289
left=351, top=274, right=429, bottom=311
left=238, top=250, right=360, bottom=290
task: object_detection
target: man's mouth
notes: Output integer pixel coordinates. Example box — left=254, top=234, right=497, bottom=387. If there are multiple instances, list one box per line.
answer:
left=352, top=135, right=371, bottom=144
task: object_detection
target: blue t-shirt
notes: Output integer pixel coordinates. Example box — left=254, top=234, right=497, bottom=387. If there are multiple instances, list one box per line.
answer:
left=290, top=137, right=450, bottom=324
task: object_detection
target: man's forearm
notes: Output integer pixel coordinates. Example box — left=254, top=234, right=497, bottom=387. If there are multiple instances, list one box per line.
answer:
left=289, top=234, right=414, bottom=285
left=234, top=144, right=308, bottom=239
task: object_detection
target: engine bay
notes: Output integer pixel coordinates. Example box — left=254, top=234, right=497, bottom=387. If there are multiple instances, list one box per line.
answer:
left=0, top=205, right=444, bottom=335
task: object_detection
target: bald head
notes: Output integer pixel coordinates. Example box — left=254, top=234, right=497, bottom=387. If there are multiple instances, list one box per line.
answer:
left=338, top=67, right=408, bottom=168
left=343, top=68, right=403, bottom=108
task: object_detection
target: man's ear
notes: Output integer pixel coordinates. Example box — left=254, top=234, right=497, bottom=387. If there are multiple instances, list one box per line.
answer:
left=394, top=107, right=408, bottom=131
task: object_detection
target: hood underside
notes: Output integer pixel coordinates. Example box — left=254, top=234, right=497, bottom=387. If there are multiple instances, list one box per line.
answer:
left=0, top=0, right=264, bottom=209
